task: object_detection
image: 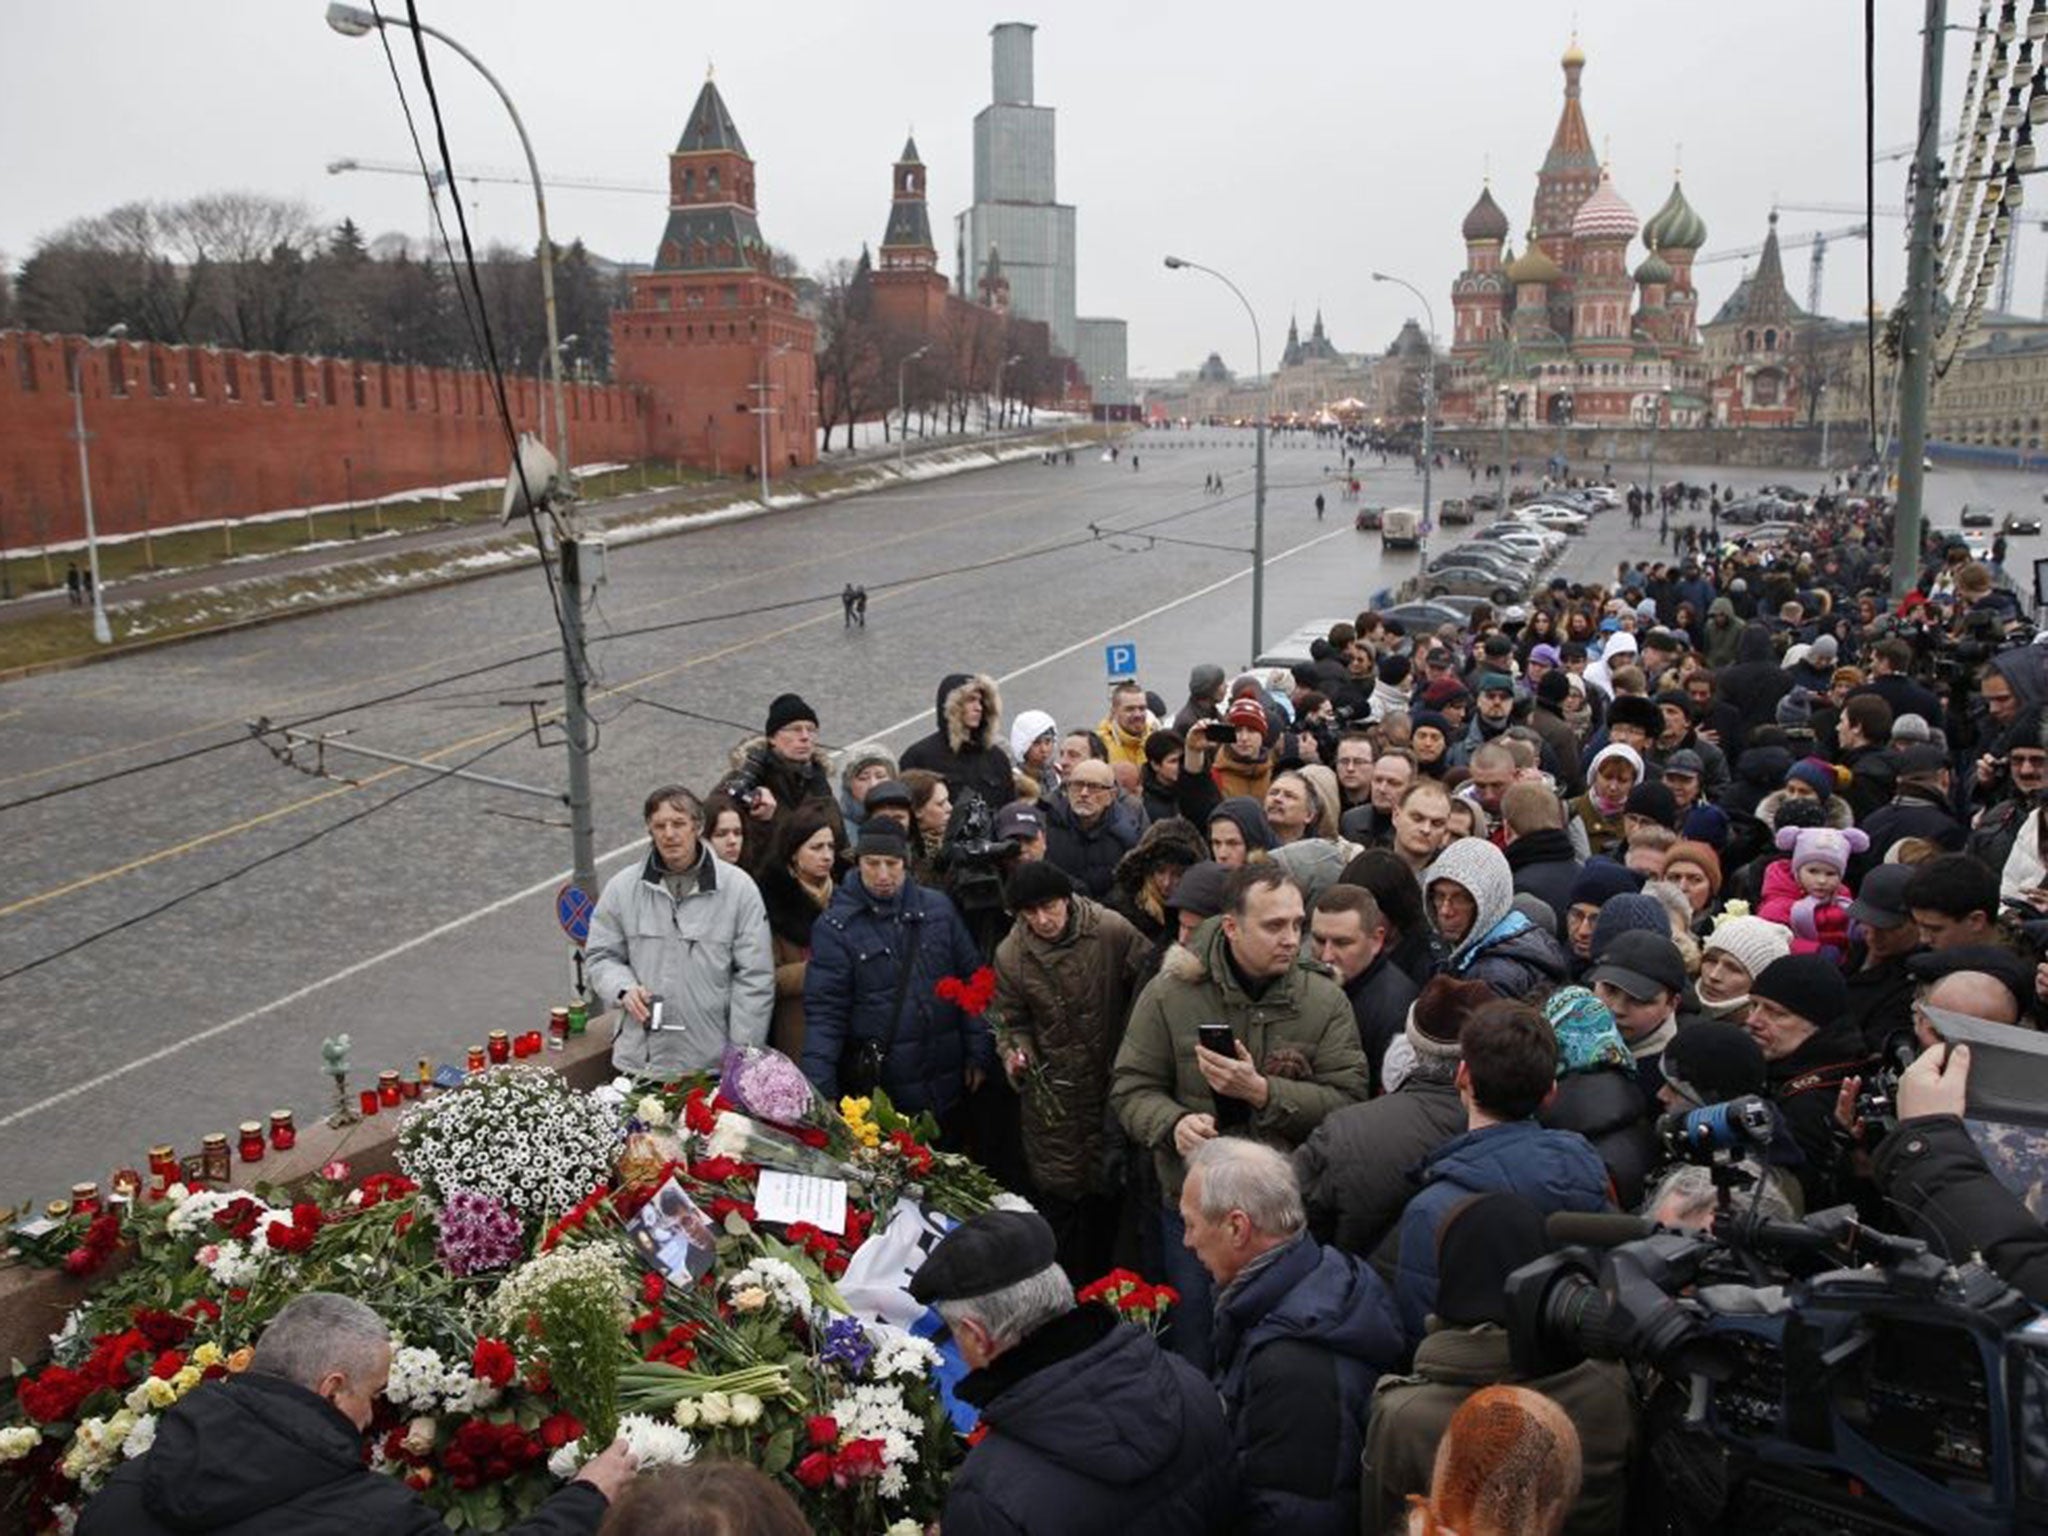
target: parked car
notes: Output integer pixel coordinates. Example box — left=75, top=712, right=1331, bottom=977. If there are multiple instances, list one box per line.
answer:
left=1426, top=565, right=1527, bottom=605
left=1469, top=491, right=1501, bottom=511
left=1579, top=485, right=1624, bottom=510
left=1431, top=546, right=1538, bottom=584
left=1382, top=506, right=1423, bottom=549
left=1757, top=484, right=1810, bottom=504
left=1961, top=504, right=1997, bottom=528
left=2005, top=512, right=2043, bottom=535
left=1355, top=504, right=1385, bottom=530
left=1378, top=601, right=1471, bottom=632
left=1507, top=505, right=1590, bottom=534
left=1252, top=618, right=1351, bottom=671
left=1439, top=497, right=1473, bottom=525
left=1475, top=526, right=1564, bottom=561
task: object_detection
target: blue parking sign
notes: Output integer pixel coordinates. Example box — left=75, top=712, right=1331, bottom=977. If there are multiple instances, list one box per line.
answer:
left=1105, top=641, right=1138, bottom=679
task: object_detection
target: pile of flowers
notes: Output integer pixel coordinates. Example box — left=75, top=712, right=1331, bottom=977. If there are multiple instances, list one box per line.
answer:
left=0, top=1047, right=1035, bottom=1534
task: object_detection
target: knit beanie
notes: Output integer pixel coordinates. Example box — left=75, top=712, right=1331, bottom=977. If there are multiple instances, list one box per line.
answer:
left=1784, top=756, right=1839, bottom=801
left=1776, top=689, right=1817, bottom=731
left=1536, top=668, right=1571, bottom=706
left=1702, top=914, right=1792, bottom=989
left=1590, top=893, right=1671, bottom=956
left=1422, top=678, right=1470, bottom=710
left=1809, top=634, right=1839, bottom=665
left=855, top=825, right=908, bottom=861
left=1542, top=986, right=1635, bottom=1077
left=765, top=692, right=819, bottom=737
left=1226, top=696, right=1270, bottom=733
left=1749, top=954, right=1850, bottom=1028
left=1529, top=643, right=1562, bottom=668
left=1004, top=860, right=1075, bottom=912
left=1774, top=823, right=1869, bottom=875
left=1623, top=782, right=1679, bottom=829
left=1681, top=803, right=1731, bottom=851
left=1433, top=1194, right=1552, bottom=1327
left=1166, top=860, right=1231, bottom=917
left=1406, top=975, right=1494, bottom=1060
left=1567, top=858, right=1641, bottom=910
left=1660, top=1021, right=1768, bottom=1106
left=1411, top=709, right=1454, bottom=742
left=1188, top=663, right=1227, bottom=699
left=1663, top=840, right=1723, bottom=895
left=1378, top=653, right=1412, bottom=686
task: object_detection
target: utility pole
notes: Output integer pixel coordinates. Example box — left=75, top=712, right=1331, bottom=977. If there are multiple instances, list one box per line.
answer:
left=1892, top=0, right=1945, bottom=605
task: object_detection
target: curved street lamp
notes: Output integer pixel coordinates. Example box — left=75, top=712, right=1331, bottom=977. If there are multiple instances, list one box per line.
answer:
left=70, top=322, right=128, bottom=644
left=1371, top=271, right=1439, bottom=528
left=1165, top=254, right=1267, bottom=659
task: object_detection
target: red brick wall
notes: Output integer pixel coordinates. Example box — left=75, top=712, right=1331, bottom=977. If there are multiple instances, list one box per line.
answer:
left=0, top=331, right=652, bottom=545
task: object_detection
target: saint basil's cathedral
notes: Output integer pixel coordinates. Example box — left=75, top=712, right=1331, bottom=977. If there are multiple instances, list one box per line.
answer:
left=1441, top=40, right=1713, bottom=432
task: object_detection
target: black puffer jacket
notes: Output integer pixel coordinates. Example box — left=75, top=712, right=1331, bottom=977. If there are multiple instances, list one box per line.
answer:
left=79, top=1373, right=608, bottom=1536
left=899, top=672, right=1015, bottom=815
left=1041, top=793, right=1144, bottom=901
left=944, top=1306, right=1236, bottom=1536
left=1875, top=1114, right=2048, bottom=1304
left=1539, top=1067, right=1656, bottom=1208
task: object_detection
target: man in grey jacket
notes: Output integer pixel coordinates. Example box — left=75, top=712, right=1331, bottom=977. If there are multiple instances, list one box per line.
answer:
left=587, top=784, right=774, bottom=1076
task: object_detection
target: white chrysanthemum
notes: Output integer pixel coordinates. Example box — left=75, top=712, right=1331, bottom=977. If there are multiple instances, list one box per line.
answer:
left=635, top=1095, right=671, bottom=1127
left=825, top=1381, right=924, bottom=1485
left=617, top=1413, right=698, bottom=1470
left=724, top=1257, right=809, bottom=1315
left=396, top=1065, right=622, bottom=1220
left=198, top=1240, right=261, bottom=1288
left=865, top=1323, right=942, bottom=1381
left=0, top=1426, right=41, bottom=1462
left=488, top=1244, right=633, bottom=1333
left=382, top=1345, right=452, bottom=1413
left=547, top=1441, right=583, bottom=1480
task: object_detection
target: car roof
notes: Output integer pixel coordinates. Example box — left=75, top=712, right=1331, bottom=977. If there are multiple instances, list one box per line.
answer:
left=1252, top=617, right=1351, bottom=668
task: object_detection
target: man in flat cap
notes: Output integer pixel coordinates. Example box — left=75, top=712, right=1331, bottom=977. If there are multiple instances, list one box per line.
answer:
left=912, top=1210, right=1234, bottom=1536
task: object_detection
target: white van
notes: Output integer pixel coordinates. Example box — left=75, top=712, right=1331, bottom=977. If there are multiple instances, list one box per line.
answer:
left=1381, top=506, right=1422, bottom=550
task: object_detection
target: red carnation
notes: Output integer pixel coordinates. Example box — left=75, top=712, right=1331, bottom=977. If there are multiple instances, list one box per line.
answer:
left=792, top=1451, right=834, bottom=1490
left=471, top=1337, right=517, bottom=1388
left=539, top=1413, right=584, bottom=1449
left=833, top=1437, right=888, bottom=1484
left=804, top=1414, right=839, bottom=1448
left=641, top=1272, right=667, bottom=1305
left=131, top=1308, right=195, bottom=1350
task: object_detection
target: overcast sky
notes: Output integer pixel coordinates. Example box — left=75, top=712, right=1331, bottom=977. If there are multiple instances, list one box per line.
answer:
left=1, top=2, right=1990, bottom=376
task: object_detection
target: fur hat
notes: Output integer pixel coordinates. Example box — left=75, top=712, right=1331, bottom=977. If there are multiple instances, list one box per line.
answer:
left=1607, top=695, right=1663, bottom=736
left=1624, top=782, right=1679, bottom=829
left=1004, top=860, right=1075, bottom=912
left=838, top=742, right=897, bottom=791
left=1774, top=823, right=1869, bottom=876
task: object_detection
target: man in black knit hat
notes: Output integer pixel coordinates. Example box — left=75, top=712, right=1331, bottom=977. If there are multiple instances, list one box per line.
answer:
left=725, top=692, right=844, bottom=874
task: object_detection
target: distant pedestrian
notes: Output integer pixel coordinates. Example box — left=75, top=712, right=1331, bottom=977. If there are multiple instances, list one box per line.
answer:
left=842, top=583, right=858, bottom=628
left=1131, top=454, right=1140, bottom=471
left=853, top=586, right=868, bottom=627
left=1315, top=492, right=1326, bottom=522
left=66, top=562, right=82, bottom=608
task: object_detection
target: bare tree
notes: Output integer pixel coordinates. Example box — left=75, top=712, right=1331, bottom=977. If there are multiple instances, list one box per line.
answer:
left=163, top=193, right=324, bottom=352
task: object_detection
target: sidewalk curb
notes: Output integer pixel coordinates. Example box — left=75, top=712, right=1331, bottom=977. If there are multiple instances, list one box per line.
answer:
left=0, top=431, right=1075, bottom=685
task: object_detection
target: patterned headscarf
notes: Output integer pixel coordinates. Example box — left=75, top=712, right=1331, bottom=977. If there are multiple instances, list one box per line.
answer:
left=1542, top=986, right=1636, bottom=1077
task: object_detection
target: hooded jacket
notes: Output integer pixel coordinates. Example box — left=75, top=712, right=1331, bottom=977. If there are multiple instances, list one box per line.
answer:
left=800, top=867, right=992, bottom=1115
left=1111, top=918, right=1368, bottom=1199
left=1583, top=631, right=1637, bottom=699
left=1109, top=819, right=1210, bottom=943
left=1212, top=1234, right=1406, bottom=1536
left=1389, top=1121, right=1613, bottom=1343
left=942, top=1305, right=1236, bottom=1536
left=78, top=1372, right=608, bottom=1536
left=991, top=896, right=1154, bottom=1198
left=1208, top=796, right=1277, bottom=858
left=719, top=736, right=844, bottom=877
left=1293, top=1065, right=1467, bottom=1265
left=1425, top=837, right=1573, bottom=998
left=1538, top=1067, right=1657, bottom=1209
left=588, top=842, right=774, bottom=1077
left=1009, top=708, right=1061, bottom=800
left=900, top=673, right=1016, bottom=815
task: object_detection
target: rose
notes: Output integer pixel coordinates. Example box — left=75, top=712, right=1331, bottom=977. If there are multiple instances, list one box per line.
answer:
left=804, top=1415, right=839, bottom=1448
left=402, top=1417, right=437, bottom=1456
left=793, top=1451, right=834, bottom=1489
left=728, top=1392, right=764, bottom=1427
left=729, top=1285, right=768, bottom=1313
left=697, top=1391, right=732, bottom=1427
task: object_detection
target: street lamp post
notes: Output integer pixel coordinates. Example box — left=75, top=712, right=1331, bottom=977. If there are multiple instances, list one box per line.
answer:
left=992, top=352, right=1023, bottom=432
left=1371, top=273, right=1438, bottom=531
left=327, top=1, right=594, bottom=906
left=1496, top=386, right=1512, bottom=509
left=69, top=322, right=127, bottom=645
left=1165, top=255, right=1267, bottom=660
left=1817, top=381, right=1832, bottom=474
left=897, top=345, right=930, bottom=475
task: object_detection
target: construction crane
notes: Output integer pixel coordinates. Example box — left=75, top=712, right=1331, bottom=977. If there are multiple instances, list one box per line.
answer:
left=1695, top=224, right=1871, bottom=314
left=325, top=157, right=665, bottom=196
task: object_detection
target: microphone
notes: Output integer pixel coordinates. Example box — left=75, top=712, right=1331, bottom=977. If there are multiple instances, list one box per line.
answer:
left=1546, top=1211, right=1655, bottom=1248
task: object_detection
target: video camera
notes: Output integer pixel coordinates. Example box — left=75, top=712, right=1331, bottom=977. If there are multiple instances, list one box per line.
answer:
left=933, top=791, right=1014, bottom=918
left=726, top=744, right=772, bottom=811
left=1506, top=1148, right=2048, bottom=1535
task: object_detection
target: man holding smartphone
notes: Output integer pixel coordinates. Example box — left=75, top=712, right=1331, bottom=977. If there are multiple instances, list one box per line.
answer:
left=587, top=784, right=774, bottom=1078
left=1111, top=865, right=1367, bottom=1371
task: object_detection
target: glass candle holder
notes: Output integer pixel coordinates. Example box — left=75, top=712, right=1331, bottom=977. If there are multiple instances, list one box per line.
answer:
left=68, top=1183, right=99, bottom=1217
left=269, top=1110, right=296, bottom=1152
left=568, top=1003, right=588, bottom=1036
left=548, top=1007, right=569, bottom=1051
left=521, top=1029, right=544, bottom=1056
left=467, top=1045, right=487, bottom=1074
left=109, top=1169, right=143, bottom=1204
left=201, top=1134, right=232, bottom=1185
left=238, top=1123, right=265, bottom=1163
left=378, top=1070, right=402, bottom=1108
left=359, top=1089, right=380, bottom=1117
left=487, top=1030, right=511, bottom=1064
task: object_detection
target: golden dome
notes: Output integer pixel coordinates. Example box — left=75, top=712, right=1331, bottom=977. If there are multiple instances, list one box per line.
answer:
left=1562, top=36, right=1586, bottom=67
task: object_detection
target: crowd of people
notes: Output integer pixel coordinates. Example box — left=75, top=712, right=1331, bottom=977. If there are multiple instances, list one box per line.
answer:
left=90, top=484, right=2048, bottom=1533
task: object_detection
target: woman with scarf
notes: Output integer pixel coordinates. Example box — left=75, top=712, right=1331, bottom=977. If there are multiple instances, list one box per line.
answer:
left=1570, top=744, right=1642, bottom=859
left=1537, top=986, right=1656, bottom=1207
left=756, top=808, right=846, bottom=1059
left=1678, top=915, right=1791, bottom=1030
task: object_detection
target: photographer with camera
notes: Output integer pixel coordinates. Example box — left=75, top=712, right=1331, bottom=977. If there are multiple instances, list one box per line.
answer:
left=1873, top=1041, right=2048, bottom=1304
left=720, top=693, right=845, bottom=876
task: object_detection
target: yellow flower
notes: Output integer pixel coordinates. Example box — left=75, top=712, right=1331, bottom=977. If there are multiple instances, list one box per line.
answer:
left=170, top=1366, right=203, bottom=1396
left=730, top=1285, right=769, bottom=1313
left=190, top=1342, right=224, bottom=1370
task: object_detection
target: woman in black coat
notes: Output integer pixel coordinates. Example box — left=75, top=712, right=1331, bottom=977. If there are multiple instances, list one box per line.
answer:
left=898, top=673, right=1015, bottom=816
left=1536, top=986, right=1656, bottom=1207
